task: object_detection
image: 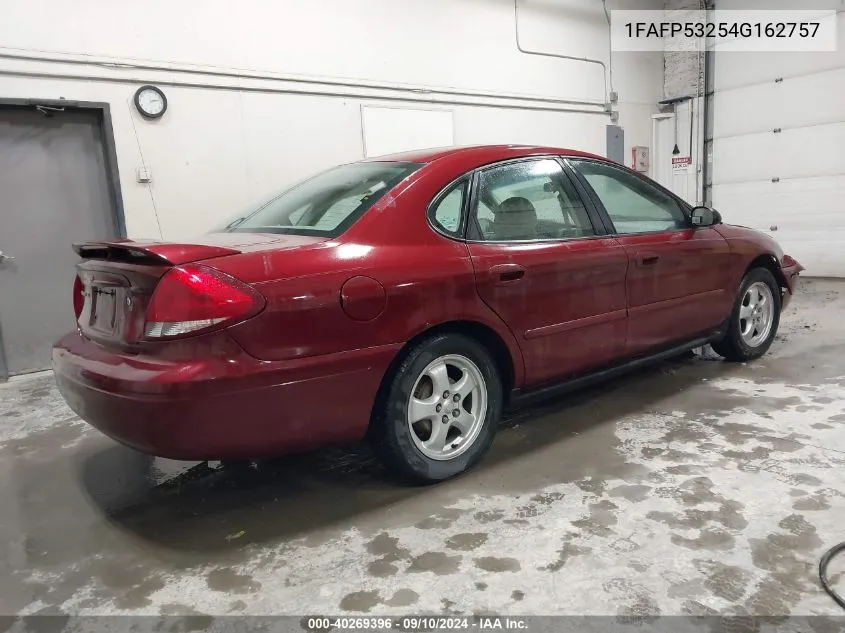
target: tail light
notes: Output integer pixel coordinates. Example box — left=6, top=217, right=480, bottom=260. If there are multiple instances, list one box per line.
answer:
left=143, top=264, right=265, bottom=339
left=73, top=274, right=85, bottom=320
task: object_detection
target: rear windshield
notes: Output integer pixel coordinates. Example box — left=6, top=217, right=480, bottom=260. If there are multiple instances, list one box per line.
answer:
left=211, top=161, right=422, bottom=237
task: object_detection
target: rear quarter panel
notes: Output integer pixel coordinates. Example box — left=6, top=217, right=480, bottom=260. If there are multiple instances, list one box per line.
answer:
left=210, top=161, right=527, bottom=386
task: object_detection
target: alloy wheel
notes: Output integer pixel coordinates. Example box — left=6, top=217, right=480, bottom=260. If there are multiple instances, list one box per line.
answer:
left=407, top=354, right=488, bottom=461
left=739, top=281, right=775, bottom=347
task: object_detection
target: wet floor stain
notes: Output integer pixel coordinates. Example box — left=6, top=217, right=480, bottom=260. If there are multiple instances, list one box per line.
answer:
left=340, top=590, right=381, bottom=613
left=608, top=484, right=652, bottom=502
left=699, top=561, right=752, bottom=603
left=671, top=528, right=735, bottom=551
left=793, top=492, right=831, bottom=511
left=473, top=510, right=504, bottom=524
left=474, top=557, right=521, bottom=573
left=571, top=499, right=618, bottom=537
left=444, top=532, right=488, bottom=551
left=407, top=552, right=461, bottom=575
left=365, top=532, right=412, bottom=578
left=384, top=589, right=418, bottom=607
left=542, top=541, right=593, bottom=572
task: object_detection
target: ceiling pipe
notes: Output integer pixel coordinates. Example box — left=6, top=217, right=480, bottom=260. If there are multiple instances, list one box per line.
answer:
left=0, top=67, right=609, bottom=116
left=600, top=0, right=616, bottom=98
left=0, top=49, right=607, bottom=111
left=513, top=0, right=612, bottom=109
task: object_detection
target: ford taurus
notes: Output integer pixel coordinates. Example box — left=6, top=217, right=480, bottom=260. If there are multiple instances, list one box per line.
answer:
left=53, top=145, right=803, bottom=482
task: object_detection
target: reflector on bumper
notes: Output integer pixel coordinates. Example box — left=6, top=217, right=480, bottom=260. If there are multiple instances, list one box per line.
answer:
left=144, top=318, right=226, bottom=338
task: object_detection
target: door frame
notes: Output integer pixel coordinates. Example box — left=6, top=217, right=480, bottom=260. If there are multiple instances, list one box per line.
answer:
left=651, top=112, right=674, bottom=183
left=0, top=99, right=125, bottom=381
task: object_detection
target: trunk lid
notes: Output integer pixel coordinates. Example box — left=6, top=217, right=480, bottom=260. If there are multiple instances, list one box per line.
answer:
left=76, top=259, right=167, bottom=347
left=72, top=232, right=312, bottom=265
left=73, top=234, right=325, bottom=346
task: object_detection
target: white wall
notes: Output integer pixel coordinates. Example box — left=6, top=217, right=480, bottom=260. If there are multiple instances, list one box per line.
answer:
left=0, top=0, right=663, bottom=240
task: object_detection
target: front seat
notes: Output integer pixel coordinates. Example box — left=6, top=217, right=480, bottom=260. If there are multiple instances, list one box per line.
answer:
left=494, top=197, right=538, bottom=240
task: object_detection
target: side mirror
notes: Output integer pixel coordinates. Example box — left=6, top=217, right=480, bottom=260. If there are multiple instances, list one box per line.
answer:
left=691, top=206, right=721, bottom=227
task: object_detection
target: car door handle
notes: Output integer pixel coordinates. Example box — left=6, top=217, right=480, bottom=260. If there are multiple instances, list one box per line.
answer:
left=489, top=264, right=525, bottom=284
left=636, top=252, right=660, bottom=266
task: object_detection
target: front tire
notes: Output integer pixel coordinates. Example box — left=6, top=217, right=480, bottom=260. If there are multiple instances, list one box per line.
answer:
left=712, top=268, right=781, bottom=362
left=370, top=333, right=502, bottom=484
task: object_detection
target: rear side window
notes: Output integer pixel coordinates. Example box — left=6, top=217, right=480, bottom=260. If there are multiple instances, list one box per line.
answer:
left=429, top=179, right=468, bottom=236
left=212, top=161, right=421, bottom=237
left=470, top=159, right=595, bottom=241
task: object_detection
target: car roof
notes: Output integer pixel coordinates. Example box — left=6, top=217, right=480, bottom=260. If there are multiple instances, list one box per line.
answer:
left=361, top=144, right=608, bottom=168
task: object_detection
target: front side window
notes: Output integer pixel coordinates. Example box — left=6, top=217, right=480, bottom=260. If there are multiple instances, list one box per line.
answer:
left=212, top=161, right=421, bottom=237
left=571, top=160, right=688, bottom=234
left=470, top=159, right=595, bottom=242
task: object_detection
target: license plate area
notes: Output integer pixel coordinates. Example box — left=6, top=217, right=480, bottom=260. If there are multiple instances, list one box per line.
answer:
left=89, top=282, right=122, bottom=334
left=78, top=270, right=132, bottom=339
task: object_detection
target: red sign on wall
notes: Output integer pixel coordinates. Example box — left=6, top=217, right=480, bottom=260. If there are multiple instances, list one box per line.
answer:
left=672, top=155, right=692, bottom=172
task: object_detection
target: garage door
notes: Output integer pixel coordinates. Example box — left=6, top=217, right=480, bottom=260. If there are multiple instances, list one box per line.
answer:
left=711, top=12, right=845, bottom=278
left=0, top=107, right=120, bottom=379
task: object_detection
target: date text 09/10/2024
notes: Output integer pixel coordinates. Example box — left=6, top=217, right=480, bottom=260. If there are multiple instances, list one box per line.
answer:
left=305, top=617, right=528, bottom=631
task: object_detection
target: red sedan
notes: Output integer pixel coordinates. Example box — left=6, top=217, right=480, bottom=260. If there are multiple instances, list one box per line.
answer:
left=53, top=145, right=803, bottom=482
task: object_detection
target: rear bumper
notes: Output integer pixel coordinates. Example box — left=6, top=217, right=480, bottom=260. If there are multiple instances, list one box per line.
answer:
left=53, top=331, right=400, bottom=460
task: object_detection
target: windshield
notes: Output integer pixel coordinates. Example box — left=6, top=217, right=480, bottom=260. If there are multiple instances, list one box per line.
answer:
left=211, top=161, right=422, bottom=236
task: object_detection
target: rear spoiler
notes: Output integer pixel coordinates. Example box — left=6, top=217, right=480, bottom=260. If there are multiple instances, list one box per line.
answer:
left=73, top=240, right=240, bottom=266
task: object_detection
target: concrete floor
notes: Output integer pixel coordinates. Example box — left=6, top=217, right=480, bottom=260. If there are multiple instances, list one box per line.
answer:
left=2, top=279, right=845, bottom=618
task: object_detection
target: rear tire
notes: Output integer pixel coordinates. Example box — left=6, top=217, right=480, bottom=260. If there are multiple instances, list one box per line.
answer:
left=712, top=268, right=781, bottom=362
left=370, top=333, right=502, bottom=484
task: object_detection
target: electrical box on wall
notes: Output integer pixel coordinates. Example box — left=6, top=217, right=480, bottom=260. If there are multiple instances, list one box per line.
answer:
left=632, top=146, right=649, bottom=172
left=136, top=166, right=152, bottom=183
left=606, top=125, right=624, bottom=164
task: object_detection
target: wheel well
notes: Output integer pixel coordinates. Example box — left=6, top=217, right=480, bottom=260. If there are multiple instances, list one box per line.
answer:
left=746, top=254, right=787, bottom=293
left=368, top=321, right=517, bottom=430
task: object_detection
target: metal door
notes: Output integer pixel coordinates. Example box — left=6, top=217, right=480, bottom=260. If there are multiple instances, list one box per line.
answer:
left=0, top=107, right=119, bottom=379
left=652, top=111, right=697, bottom=205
